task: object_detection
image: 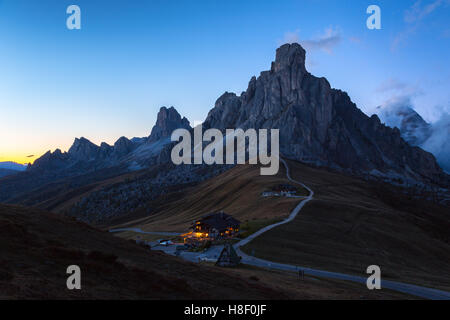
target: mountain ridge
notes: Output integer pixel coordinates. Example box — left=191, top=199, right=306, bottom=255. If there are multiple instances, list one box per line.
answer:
left=203, top=43, right=448, bottom=187
left=0, top=43, right=448, bottom=205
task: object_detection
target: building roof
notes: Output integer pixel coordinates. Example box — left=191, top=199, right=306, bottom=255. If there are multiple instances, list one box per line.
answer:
left=196, top=212, right=240, bottom=231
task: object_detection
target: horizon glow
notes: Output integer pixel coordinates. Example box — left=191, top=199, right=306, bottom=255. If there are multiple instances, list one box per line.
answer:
left=0, top=0, right=449, bottom=164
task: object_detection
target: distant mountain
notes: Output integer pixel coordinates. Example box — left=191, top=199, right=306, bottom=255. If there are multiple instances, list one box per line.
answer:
left=203, top=43, right=448, bottom=186
left=0, top=107, right=191, bottom=202
left=0, top=161, right=27, bottom=171
left=0, top=162, right=27, bottom=178
left=1, top=44, right=448, bottom=206
left=0, top=168, right=19, bottom=178
left=31, top=106, right=191, bottom=173
left=376, top=104, right=450, bottom=173
left=376, top=104, right=432, bottom=146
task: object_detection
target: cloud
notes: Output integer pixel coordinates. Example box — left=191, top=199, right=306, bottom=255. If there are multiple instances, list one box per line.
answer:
left=375, top=78, right=450, bottom=172
left=421, top=112, right=450, bottom=172
left=392, top=0, right=448, bottom=50
left=301, top=27, right=342, bottom=54
left=376, top=78, right=409, bottom=93
left=279, top=27, right=342, bottom=54
left=375, top=78, right=423, bottom=99
left=404, top=0, right=444, bottom=23
left=371, top=77, right=423, bottom=117
left=26, top=155, right=35, bottom=158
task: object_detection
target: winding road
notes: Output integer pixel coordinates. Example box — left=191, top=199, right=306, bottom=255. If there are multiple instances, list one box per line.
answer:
left=234, top=158, right=450, bottom=300
left=110, top=159, right=450, bottom=299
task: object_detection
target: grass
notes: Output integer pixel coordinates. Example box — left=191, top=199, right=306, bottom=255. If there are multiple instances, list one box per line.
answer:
left=1, top=203, right=413, bottom=300
left=0, top=204, right=293, bottom=299
left=223, top=264, right=416, bottom=300
left=113, top=231, right=178, bottom=243
left=241, top=159, right=450, bottom=291
left=238, top=217, right=284, bottom=239
left=110, top=163, right=300, bottom=232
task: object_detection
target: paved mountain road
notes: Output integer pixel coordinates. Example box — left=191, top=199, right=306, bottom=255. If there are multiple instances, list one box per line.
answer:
left=109, top=159, right=450, bottom=299
left=234, top=158, right=450, bottom=300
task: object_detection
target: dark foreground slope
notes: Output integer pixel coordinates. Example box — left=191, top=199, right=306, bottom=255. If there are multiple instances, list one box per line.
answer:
left=0, top=204, right=288, bottom=299
left=0, top=204, right=415, bottom=299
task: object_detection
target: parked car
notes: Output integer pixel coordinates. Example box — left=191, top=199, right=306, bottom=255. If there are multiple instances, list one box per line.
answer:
left=159, top=239, right=173, bottom=246
left=198, top=255, right=216, bottom=262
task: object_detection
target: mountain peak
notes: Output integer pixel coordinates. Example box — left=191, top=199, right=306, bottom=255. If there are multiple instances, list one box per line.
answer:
left=271, top=43, right=306, bottom=73
left=68, top=137, right=100, bottom=161
left=204, top=44, right=448, bottom=186
left=148, top=106, right=191, bottom=142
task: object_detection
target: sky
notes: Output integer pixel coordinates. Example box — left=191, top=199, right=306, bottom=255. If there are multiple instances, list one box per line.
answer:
left=0, top=0, right=449, bottom=164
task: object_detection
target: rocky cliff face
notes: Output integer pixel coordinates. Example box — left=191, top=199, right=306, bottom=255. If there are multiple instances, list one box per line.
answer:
left=203, top=43, right=448, bottom=186
left=148, top=106, right=191, bottom=142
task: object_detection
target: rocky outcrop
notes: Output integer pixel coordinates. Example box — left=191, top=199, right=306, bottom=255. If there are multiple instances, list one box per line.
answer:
left=112, top=136, right=136, bottom=158
left=148, top=106, right=191, bottom=142
left=68, top=137, right=102, bottom=161
left=32, top=149, right=70, bottom=171
left=203, top=43, right=448, bottom=186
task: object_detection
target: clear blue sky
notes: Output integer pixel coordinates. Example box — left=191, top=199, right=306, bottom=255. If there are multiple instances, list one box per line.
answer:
left=0, top=0, right=449, bottom=163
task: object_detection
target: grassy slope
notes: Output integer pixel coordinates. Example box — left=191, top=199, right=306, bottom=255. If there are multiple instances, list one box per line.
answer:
left=109, top=164, right=305, bottom=232
left=242, top=160, right=450, bottom=291
left=0, top=204, right=411, bottom=299
left=0, top=203, right=290, bottom=299
left=111, top=160, right=450, bottom=293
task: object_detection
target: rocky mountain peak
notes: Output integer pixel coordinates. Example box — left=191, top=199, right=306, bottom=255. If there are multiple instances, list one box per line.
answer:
left=148, top=106, right=191, bottom=142
left=204, top=42, right=448, bottom=186
left=271, top=43, right=307, bottom=73
left=113, top=136, right=135, bottom=157
left=68, top=137, right=100, bottom=161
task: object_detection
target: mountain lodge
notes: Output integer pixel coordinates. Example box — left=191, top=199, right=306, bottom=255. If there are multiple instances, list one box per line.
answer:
left=182, top=212, right=240, bottom=243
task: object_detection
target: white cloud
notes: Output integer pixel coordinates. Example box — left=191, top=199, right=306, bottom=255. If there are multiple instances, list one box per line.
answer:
left=301, top=27, right=342, bottom=54
left=376, top=78, right=422, bottom=96
left=421, top=112, right=450, bottom=172
left=392, top=0, right=449, bottom=50
left=279, top=27, right=342, bottom=54
left=404, top=0, right=444, bottom=23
